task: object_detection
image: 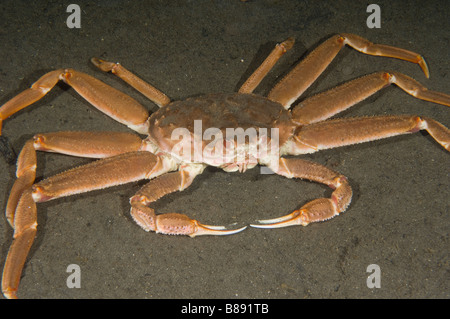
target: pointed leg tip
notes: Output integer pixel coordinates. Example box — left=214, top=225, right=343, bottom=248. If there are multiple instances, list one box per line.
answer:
left=90, top=57, right=102, bottom=66
left=281, top=37, right=295, bottom=51
left=90, top=57, right=116, bottom=72
left=418, top=56, right=430, bottom=78
left=2, top=289, right=18, bottom=299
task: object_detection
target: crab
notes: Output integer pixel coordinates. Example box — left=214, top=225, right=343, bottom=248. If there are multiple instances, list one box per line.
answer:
left=1, top=33, right=449, bottom=298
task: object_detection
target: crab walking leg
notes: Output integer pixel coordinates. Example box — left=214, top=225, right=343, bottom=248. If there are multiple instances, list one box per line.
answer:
left=268, top=33, right=430, bottom=109
left=0, top=69, right=150, bottom=135
left=130, top=165, right=247, bottom=237
left=5, top=131, right=144, bottom=227
left=292, top=72, right=450, bottom=125
left=91, top=58, right=171, bottom=108
left=288, top=115, right=450, bottom=154
left=252, top=158, right=352, bottom=228
left=238, top=37, right=295, bottom=94
left=2, top=189, right=37, bottom=299
left=32, top=151, right=175, bottom=202
left=0, top=70, right=62, bottom=135
left=5, top=141, right=36, bottom=228
left=2, top=152, right=172, bottom=299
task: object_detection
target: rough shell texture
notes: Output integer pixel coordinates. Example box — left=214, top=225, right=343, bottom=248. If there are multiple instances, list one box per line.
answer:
left=147, top=93, right=296, bottom=164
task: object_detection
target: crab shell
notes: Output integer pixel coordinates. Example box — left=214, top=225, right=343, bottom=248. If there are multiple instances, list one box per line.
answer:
left=147, top=93, right=296, bottom=171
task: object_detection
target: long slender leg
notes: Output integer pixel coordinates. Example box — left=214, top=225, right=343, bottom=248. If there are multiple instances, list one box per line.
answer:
left=238, top=37, right=295, bottom=94
left=5, top=141, right=36, bottom=228
left=2, top=133, right=159, bottom=299
left=287, top=115, right=450, bottom=155
left=291, top=72, right=450, bottom=125
left=0, top=70, right=62, bottom=135
left=130, top=165, right=246, bottom=237
left=5, top=131, right=144, bottom=226
left=0, top=69, right=150, bottom=135
left=251, top=158, right=352, bottom=228
left=2, top=189, right=36, bottom=299
left=268, top=33, right=430, bottom=109
left=32, top=151, right=173, bottom=202
left=91, top=58, right=171, bottom=108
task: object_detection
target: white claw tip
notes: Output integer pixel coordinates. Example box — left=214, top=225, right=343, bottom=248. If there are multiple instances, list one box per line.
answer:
left=191, top=225, right=247, bottom=237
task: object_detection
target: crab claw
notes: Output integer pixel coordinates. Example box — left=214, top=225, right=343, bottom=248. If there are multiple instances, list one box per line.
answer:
left=142, top=212, right=247, bottom=237
left=190, top=222, right=247, bottom=238
left=131, top=204, right=247, bottom=237
left=250, top=209, right=310, bottom=229
left=251, top=197, right=346, bottom=229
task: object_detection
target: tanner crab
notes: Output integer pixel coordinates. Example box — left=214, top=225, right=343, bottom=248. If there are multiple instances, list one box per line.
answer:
left=0, top=34, right=448, bottom=298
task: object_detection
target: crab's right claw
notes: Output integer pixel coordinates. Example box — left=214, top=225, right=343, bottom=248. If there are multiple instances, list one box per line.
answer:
left=250, top=209, right=309, bottom=229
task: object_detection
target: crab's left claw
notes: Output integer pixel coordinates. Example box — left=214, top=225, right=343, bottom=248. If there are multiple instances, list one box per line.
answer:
left=250, top=209, right=310, bottom=229
left=131, top=208, right=247, bottom=237
left=190, top=222, right=247, bottom=238
left=154, top=213, right=247, bottom=237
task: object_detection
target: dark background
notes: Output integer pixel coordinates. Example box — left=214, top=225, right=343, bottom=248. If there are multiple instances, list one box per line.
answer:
left=0, top=0, right=448, bottom=298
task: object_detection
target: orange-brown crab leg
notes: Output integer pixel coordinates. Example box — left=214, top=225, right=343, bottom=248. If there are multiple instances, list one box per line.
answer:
left=5, top=131, right=144, bottom=227
left=238, top=37, right=295, bottom=94
left=130, top=165, right=246, bottom=237
left=91, top=58, right=171, bottom=108
left=251, top=158, right=352, bottom=228
left=2, top=133, right=159, bottom=299
left=253, top=115, right=449, bottom=229
left=292, top=72, right=450, bottom=126
left=268, top=33, right=431, bottom=109
left=288, top=115, right=450, bottom=155
left=0, top=69, right=150, bottom=135
left=31, top=151, right=173, bottom=202
left=2, top=189, right=37, bottom=299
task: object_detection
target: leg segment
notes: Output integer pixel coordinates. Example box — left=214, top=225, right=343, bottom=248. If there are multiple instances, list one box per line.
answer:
left=287, top=115, right=450, bottom=155
left=33, top=131, right=144, bottom=158
left=238, top=37, right=295, bottom=94
left=32, top=151, right=173, bottom=202
left=0, top=69, right=150, bottom=135
left=91, top=58, right=171, bottom=108
left=130, top=165, right=246, bottom=237
left=291, top=72, right=450, bottom=125
left=251, top=158, right=352, bottom=228
left=2, top=189, right=37, bottom=299
left=0, top=70, right=62, bottom=135
left=268, top=33, right=430, bottom=109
